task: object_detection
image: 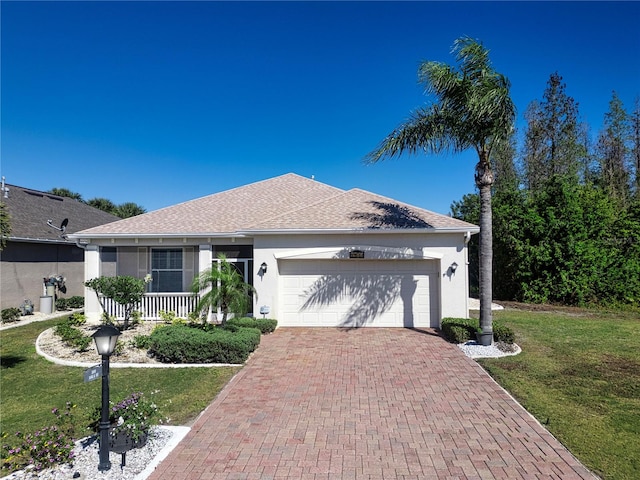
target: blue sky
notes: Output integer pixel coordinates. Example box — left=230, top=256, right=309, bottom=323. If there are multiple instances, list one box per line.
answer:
left=2, top=1, right=639, bottom=216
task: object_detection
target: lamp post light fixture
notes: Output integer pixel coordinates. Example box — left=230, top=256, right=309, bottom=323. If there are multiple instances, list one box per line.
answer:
left=92, top=324, right=121, bottom=472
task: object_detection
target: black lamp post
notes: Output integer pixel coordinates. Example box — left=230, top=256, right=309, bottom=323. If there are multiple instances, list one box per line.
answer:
left=92, top=324, right=121, bottom=472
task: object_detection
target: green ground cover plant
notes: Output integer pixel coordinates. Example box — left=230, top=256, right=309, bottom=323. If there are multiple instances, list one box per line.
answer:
left=0, top=318, right=239, bottom=475
left=478, top=307, right=640, bottom=480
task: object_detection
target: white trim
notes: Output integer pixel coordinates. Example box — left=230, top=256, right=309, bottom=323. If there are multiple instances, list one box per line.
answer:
left=274, top=245, right=444, bottom=261
left=243, top=227, right=479, bottom=236
left=68, top=226, right=480, bottom=241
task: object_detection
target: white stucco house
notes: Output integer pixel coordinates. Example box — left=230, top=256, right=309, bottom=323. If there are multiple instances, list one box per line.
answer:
left=69, top=173, right=478, bottom=328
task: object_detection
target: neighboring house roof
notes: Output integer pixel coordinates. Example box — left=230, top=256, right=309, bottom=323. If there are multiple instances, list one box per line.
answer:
left=1, top=183, right=120, bottom=244
left=72, top=173, right=478, bottom=238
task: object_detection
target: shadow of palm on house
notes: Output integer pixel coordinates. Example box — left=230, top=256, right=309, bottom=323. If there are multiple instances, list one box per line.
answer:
left=301, top=273, right=419, bottom=328
left=349, top=201, right=434, bottom=229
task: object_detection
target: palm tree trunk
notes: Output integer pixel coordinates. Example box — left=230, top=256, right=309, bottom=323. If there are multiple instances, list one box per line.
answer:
left=476, top=157, right=494, bottom=336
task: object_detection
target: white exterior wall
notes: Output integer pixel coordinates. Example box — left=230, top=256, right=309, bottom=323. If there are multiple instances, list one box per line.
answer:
left=84, top=245, right=102, bottom=323
left=252, top=232, right=471, bottom=325
left=80, top=232, right=472, bottom=326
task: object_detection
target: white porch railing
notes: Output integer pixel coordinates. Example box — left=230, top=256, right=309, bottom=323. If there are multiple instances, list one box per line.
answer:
left=100, top=293, right=198, bottom=321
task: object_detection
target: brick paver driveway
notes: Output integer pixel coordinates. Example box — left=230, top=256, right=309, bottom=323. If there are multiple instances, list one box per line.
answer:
left=149, top=328, right=596, bottom=479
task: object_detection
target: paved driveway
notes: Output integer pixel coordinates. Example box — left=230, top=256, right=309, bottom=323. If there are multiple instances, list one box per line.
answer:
left=149, top=328, right=596, bottom=479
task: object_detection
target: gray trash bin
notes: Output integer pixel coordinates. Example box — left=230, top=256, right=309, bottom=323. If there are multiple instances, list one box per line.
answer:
left=39, top=296, right=53, bottom=314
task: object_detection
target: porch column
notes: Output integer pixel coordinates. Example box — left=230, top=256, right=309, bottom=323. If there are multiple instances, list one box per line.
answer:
left=198, top=245, right=213, bottom=322
left=84, top=244, right=102, bottom=324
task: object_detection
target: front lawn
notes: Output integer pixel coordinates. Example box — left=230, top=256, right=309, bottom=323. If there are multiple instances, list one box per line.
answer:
left=479, top=307, right=640, bottom=480
left=0, top=317, right=240, bottom=473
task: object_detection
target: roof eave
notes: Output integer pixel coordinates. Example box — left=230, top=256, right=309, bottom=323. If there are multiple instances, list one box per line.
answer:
left=68, top=226, right=480, bottom=240
left=67, top=232, right=248, bottom=240
left=241, top=226, right=480, bottom=235
left=5, top=236, right=75, bottom=245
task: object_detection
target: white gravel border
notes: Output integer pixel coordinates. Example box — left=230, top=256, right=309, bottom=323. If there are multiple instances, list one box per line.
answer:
left=134, top=426, right=189, bottom=480
left=458, top=341, right=521, bottom=359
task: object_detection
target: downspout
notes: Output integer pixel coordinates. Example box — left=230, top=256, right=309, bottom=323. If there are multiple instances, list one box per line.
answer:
left=75, top=239, right=89, bottom=250
left=464, top=232, right=471, bottom=318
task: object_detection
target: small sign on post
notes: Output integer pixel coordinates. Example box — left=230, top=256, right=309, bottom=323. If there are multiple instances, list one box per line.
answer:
left=83, top=364, right=102, bottom=383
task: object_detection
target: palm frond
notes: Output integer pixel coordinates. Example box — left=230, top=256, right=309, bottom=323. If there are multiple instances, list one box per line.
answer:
left=364, top=105, right=469, bottom=164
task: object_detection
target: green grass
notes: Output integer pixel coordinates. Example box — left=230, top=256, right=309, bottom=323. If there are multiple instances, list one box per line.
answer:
left=478, top=308, right=640, bottom=480
left=0, top=319, right=240, bottom=452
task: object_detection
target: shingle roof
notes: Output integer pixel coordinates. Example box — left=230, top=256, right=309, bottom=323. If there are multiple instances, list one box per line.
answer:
left=250, top=188, right=473, bottom=231
left=73, top=173, right=477, bottom=237
left=1, top=184, right=120, bottom=243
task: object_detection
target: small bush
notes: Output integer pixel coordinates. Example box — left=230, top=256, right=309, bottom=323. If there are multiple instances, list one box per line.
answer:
left=226, top=317, right=278, bottom=334
left=440, top=318, right=477, bottom=343
left=131, top=335, right=152, bottom=350
left=111, top=339, right=126, bottom=356
left=159, top=310, right=186, bottom=325
left=440, top=317, right=516, bottom=344
left=67, top=296, right=84, bottom=308
left=1, top=308, right=22, bottom=323
left=148, top=324, right=261, bottom=364
left=493, top=322, right=516, bottom=343
left=55, top=298, right=69, bottom=311
left=67, top=313, right=86, bottom=326
left=54, top=319, right=92, bottom=352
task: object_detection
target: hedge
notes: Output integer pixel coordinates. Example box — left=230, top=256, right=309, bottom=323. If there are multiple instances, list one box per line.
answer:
left=226, top=317, right=277, bottom=334
left=440, top=317, right=515, bottom=344
left=440, top=318, right=477, bottom=343
left=148, top=324, right=261, bottom=364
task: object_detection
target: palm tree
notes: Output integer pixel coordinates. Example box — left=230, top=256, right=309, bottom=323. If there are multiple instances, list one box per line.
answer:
left=87, top=197, right=117, bottom=215
left=191, top=253, right=256, bottom=325
left=365, top=37, right=515, bottom=340
left=114, top=202, right=146, bottom=219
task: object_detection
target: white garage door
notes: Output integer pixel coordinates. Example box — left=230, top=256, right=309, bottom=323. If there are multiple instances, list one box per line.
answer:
left=279, top=259, right=439, bottom=328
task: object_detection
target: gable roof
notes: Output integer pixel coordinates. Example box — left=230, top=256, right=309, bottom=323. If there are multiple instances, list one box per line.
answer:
left=72, top=173, right=477, bottom=238
left=1, top=184, right=120, bottom=243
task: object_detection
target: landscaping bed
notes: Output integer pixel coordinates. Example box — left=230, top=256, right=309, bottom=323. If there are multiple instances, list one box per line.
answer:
left=37, top=315, right=277, bottom=365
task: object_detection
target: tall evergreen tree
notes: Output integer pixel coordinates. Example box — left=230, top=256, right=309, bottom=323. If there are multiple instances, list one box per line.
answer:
left=631, top=98, right=640, bottom=196
left=522, top=72, right=585, bottom=193
left=492, top=131, right=519, bottom=195
left=366, top=37, right=515, bottom=339
left=596, top=91, right=631, bottom=205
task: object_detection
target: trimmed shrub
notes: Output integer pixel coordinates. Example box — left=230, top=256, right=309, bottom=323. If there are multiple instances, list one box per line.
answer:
left=55, top=298, right=69, bottom=311
left=1, top=308, right=22, bottom=323
left=493, top=322, right=516, bottom=344
left=67, top=296, right=84, bottom=308
left=440, top=318, right=477, bottom=343
left=148, top=325, right=261, bottom=364
left=440, top=317, right=516, bottom=344
left=226, top=317, right=277, bottom=334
